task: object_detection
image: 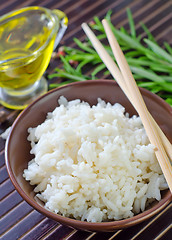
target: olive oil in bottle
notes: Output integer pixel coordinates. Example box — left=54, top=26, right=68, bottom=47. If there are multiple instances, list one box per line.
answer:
left=0, top=8, right=56, bottom=91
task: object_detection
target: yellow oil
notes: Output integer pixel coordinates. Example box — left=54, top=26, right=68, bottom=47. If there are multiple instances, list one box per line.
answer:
left=0, top=8, right=56, bottom=91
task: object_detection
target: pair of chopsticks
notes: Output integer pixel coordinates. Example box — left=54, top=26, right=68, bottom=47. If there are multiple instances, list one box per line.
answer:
left=82, top=20, right=172, bottom=193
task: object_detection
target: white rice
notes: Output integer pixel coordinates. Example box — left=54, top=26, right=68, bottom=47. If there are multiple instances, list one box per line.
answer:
left=23, top=96, right=168, bottom=222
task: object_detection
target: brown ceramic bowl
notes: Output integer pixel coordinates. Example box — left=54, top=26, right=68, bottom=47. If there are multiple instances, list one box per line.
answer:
left=5, top=80, right=172, bottom=232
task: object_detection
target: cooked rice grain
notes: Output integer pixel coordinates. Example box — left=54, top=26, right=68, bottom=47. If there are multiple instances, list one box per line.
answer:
left=23, top=97, right=168, bottom=222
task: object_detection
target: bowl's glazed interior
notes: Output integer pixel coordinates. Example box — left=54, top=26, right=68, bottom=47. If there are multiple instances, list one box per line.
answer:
left=5, top=80, right=172, bottom=232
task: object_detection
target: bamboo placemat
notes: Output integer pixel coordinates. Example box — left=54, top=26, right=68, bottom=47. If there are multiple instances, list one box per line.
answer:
left=0, top=0, right=172, bottom=239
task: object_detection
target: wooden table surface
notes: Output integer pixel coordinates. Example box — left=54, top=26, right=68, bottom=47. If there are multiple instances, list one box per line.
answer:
left=0, top=0, right=172, bottom=239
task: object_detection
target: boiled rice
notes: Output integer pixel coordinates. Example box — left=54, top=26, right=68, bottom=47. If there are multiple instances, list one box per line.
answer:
left=23, top=96, right=168, bottom=222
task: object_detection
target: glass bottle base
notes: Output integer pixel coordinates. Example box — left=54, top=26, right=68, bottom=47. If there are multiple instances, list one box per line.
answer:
left=0, top=77, right=48, bottom=110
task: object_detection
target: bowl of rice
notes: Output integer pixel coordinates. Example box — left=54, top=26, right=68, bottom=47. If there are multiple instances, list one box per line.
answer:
left=5, top=80, right=172, bottom=232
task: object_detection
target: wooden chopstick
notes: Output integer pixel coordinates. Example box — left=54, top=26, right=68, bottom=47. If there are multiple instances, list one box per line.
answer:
left=101, top=19, right=172, bottom=162
left=82, top=22, right=172, bottom=193
left=102, top=20, right=172, bottom=192
left=81, top=22, right=172, bottom=162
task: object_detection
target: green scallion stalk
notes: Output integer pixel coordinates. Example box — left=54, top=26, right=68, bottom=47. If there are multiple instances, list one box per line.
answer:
left=48, top=9, right=172, bottom=106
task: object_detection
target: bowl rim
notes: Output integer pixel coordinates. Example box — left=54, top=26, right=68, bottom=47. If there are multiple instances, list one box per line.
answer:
left=5, top=79, right=172, bottom=230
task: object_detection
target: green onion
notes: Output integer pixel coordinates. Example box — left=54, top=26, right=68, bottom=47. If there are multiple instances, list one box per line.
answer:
left=48, top=9, right=172, bottom=106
